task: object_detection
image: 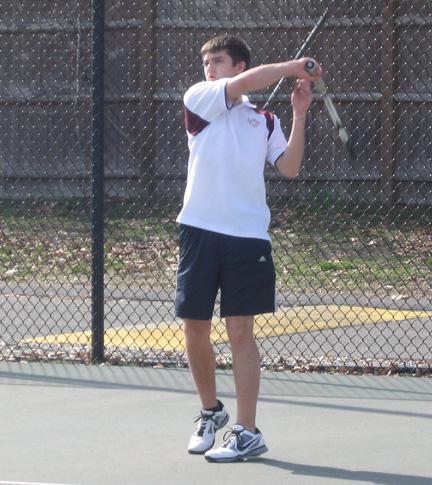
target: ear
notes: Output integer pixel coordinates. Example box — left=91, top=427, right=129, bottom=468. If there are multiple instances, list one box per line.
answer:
left=235, top=60, right=247, bottom=73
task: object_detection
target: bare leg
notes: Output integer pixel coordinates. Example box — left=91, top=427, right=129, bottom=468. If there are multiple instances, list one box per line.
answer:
left=226, top=315, right=260, bottom=431
left=183, top=319, right=217, bottom=409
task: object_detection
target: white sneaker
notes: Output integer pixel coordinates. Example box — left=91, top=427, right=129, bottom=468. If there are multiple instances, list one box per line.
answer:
left=188, top=402, right=229, bottom=454
left=204, top=424, right=268, bottom=462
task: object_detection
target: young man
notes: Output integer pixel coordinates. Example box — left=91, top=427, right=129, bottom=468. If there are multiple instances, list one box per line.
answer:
left=175, top=35, right=322, bottom=462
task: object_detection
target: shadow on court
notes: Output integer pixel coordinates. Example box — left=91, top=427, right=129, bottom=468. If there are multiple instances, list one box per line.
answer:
left=255, top=460, right=432, bottom=485
left=0, top=362, right=431, bottom=485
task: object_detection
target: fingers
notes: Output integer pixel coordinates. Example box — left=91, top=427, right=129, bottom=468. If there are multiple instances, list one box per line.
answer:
left=294, top=78, right=312, bottom=96
left=291, top=78, right=313, bottom=115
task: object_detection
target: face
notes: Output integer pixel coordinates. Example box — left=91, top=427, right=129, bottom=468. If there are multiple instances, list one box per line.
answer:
left=202, top=49, right=246, bottom=81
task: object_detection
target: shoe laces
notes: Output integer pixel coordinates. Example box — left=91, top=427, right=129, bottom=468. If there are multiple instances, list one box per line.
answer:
left=194, top=412, right=217, bottom=436
left=221, top=427, right=245, bottom=448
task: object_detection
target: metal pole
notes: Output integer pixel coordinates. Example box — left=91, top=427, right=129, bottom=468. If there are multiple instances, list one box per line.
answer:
left=91, top=0, right=105, bottom=363
left=380, top=0, right=396, bottom=207
left=138, top=0, right=157, bottom=199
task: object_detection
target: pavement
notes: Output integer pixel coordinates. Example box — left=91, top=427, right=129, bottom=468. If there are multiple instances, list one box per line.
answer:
left=0, top=362, right=431, bottom=485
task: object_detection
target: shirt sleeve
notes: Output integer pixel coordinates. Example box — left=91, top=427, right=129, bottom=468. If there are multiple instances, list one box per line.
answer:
left=183, top=79, right=229, bottom=122
left=266, top=115, right=288, bottom=166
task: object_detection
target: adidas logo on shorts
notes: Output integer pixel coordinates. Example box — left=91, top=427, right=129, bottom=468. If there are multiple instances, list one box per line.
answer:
left=258, top=256, right=267, bottom=263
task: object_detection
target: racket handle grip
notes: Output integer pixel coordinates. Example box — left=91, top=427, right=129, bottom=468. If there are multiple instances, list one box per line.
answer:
left=304, top=59, right=327, bottom=95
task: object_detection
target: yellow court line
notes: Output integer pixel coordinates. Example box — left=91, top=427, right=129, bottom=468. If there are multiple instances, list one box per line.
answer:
left=24, top=305, right=432, bottom=352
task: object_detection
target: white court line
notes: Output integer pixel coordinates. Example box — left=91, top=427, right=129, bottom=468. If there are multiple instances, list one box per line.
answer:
left=0, top=481, right=78, bottom=485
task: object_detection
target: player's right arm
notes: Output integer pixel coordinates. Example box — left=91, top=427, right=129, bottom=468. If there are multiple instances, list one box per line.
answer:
left=225, top=58, right=322, bottom=105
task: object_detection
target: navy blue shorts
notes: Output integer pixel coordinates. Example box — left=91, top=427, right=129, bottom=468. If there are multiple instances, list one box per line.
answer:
left=175, top=225, right=276, bottom=320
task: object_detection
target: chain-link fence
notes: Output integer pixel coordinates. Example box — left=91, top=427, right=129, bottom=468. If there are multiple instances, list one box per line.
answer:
left=0, top=1, right=431, bottom=373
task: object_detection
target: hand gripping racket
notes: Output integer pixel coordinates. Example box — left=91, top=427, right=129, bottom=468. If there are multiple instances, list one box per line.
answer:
left=305, top=59, right=356, bottom=160
left=263, top=7, right=330, bottom=110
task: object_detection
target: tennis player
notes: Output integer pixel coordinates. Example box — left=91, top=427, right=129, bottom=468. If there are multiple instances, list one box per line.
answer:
left=175, top=34, right=322, bottom=463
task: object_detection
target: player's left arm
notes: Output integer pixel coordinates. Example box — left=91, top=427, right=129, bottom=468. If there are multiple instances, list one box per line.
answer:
left=276, top=79, right=313, bottom=178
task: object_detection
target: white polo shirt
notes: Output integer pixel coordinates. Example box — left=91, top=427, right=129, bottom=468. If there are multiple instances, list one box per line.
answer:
left=176, top=78, right=287, bottom=240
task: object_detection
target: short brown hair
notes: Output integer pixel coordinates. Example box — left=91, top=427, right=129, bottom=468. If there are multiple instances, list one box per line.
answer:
left=201, top=35, right=251, bottom=69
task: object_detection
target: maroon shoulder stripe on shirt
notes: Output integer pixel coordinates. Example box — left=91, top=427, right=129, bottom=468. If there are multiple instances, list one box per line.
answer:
left=253, top=108, right=275, bottom=140
left=184, top=106, right=209, bottom=136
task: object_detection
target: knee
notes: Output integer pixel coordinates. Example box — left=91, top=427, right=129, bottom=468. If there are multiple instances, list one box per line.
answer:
left=226, top=317, right=254, bottom=347
left=184, top=319, right=211, bottom=343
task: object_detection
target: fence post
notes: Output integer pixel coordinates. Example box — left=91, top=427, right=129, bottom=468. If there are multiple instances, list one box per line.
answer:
left=91, top=0, right=105, bottom=363
left=380, top=0, right=396, bottom=207
left=138, top=0, right=157, bottom=199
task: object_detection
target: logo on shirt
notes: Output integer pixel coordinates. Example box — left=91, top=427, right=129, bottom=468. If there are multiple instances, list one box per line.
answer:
left=248, top=118, right=261, bottom=128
